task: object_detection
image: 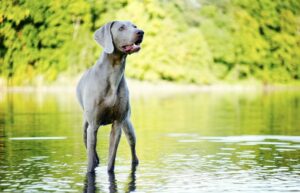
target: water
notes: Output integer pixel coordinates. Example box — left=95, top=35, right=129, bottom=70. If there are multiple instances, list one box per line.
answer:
left=0, top=89, right=300, bottom=192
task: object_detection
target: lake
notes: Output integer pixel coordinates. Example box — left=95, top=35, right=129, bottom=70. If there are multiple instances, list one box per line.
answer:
left=0, top=88, right=300, bottom=192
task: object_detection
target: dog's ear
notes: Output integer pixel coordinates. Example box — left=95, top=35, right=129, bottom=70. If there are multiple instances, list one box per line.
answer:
left=94, top=21, right=115, bottom=54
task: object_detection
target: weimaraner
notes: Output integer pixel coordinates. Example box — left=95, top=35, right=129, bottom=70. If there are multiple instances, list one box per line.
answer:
left=76, top=21, right=144, bottom=172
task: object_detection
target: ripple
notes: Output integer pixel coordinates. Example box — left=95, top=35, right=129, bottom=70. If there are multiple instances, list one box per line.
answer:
left=240, top=141, right=290, bottom=146
left=10, top=136, right=67, bottom=140
left=197, top=135, right=300, bottom=143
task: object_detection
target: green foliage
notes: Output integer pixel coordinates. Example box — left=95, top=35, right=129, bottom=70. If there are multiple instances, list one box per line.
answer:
left=0, top=0, right=299, bottom=85
left=232, top=0, right=300, bottom=83
left=0, top=0, right=96, bottom=85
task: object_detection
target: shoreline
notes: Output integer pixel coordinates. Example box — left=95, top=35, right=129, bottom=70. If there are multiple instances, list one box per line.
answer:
left=1, top=79, right=300, bottom=95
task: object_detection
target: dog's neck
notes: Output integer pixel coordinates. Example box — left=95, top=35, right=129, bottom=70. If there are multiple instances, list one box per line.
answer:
left=97, top=51, right=127, bottom=94
left=98, top=51, right=127, bottom=66
left=105, top=51, right=127, bottom=66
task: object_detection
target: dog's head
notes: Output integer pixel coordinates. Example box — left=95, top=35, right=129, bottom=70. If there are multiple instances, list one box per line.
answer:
left=94, top=21, right=144, bottom=55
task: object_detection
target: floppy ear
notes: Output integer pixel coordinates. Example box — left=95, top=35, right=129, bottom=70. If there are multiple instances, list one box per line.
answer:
left=94, top=21, right=115, bottom=54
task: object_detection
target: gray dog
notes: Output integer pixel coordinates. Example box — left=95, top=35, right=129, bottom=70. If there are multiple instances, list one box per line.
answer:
left=76, top=21, right=144, bottom=172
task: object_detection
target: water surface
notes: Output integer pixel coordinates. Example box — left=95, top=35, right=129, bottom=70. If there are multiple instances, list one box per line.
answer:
left=0, top=89, right=300, bottom=192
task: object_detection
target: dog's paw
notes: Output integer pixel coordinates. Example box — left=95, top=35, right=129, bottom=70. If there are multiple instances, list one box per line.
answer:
left=132, top=157, right=139, bottom=165
left=95, top=155, right=100, bottom=166
left=87, top=158, right=99, bottom=172
left=87, top=166, right=95, bottom=173
left=107, top=165, right=115, bottom=173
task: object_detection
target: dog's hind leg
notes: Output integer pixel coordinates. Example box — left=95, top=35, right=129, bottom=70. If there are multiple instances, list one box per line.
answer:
left=122, top=118, right=139, bottom=165
left=83, top=119, right=88, bottom=149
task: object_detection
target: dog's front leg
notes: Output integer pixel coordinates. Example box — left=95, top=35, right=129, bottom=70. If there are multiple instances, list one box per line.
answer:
left=87, top=124, right=99, bottom=172
left=108, top=121, right=122, bottom=172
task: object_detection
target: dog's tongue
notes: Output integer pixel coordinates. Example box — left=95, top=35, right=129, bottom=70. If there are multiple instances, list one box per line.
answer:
left=124, top=44, right=140, bottom=53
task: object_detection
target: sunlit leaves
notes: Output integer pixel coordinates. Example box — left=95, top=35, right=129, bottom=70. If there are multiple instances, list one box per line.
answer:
left=0, top=0, right=299, bottom=85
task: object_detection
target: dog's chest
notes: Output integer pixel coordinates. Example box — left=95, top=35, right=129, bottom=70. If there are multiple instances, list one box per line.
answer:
left=97, top=84, right=129, bottom=125
left=99, top=96, right=129, bottom=125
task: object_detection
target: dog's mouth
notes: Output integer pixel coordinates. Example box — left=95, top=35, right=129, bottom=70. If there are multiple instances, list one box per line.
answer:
left=122, top=38, right=143, bottom=54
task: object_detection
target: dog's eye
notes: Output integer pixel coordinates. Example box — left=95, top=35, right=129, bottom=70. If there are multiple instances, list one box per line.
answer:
left=133, top=25, right=137, bottom=28
left=119, top=25, right=125, bottom=31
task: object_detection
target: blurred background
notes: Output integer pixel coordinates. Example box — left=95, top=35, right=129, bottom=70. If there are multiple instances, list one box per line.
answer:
left=0, top=0, right=299, bottom=86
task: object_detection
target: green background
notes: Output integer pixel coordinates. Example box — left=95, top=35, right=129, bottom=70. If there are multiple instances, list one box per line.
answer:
left=0, top=0, right=300, bottom=85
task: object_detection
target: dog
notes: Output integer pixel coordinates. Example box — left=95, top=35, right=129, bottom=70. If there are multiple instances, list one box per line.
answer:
left=76, top=21, right=144, bottom=172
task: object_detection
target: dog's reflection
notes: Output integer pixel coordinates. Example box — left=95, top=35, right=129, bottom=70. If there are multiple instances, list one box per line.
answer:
left=108, top=171, right=117, bottom=193
left=83, top=171, right=97, bottom=193
left=83, top=164, right=137, bottom=193
left=125, top=165, right=137, bottom=193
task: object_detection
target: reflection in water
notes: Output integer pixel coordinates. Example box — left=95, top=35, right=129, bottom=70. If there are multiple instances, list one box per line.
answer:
left=126, top=165, right=137, bottom=193
left=108, top=172, right=117, bottom=193
left=83, top=165, right=137, bottom=193
left=0, top=90, right=300, bottom=192
left=84, top=172, right=97, bottom=193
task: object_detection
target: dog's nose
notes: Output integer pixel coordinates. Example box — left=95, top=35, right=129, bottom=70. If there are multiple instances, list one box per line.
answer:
left=136, top=30, right=144, bottom=36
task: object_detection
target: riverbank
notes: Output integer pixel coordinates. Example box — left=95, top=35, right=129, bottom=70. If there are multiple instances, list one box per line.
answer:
left=1, top=78, right=300, bottom=97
